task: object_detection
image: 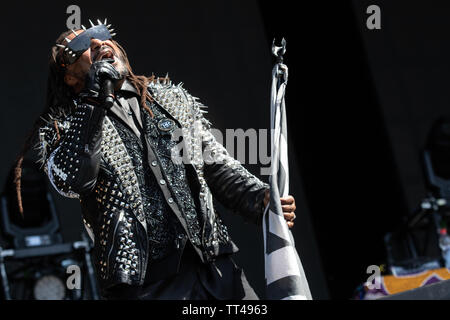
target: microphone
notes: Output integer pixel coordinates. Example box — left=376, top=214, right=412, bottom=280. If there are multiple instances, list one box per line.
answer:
left=101, top=78, right=115, bottom=109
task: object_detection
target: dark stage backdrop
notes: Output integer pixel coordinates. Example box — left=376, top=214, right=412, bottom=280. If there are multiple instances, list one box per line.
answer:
left=353, top=0, right=450, bottom=213
left=0, top=1, right=328, bottom=299
left=350, top=0, right=450, bottom=297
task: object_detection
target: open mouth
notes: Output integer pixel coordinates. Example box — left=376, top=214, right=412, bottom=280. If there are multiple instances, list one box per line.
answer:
left=95, top=47, right=115, bottom=62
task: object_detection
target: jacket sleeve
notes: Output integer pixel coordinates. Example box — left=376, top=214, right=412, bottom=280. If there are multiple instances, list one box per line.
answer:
left=198, top=108, right=269, bottom=225
left=38, top=103, right=106, bottom=198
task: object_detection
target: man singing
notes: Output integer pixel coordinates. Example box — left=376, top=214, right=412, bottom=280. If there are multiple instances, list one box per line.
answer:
left=14, top=19, right=297, bottom=299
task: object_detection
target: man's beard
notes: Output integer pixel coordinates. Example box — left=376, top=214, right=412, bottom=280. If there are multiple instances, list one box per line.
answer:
left=114, top=55, right=129, bottom=78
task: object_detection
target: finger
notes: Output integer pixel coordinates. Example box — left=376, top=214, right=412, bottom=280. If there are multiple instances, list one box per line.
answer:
left=284, top=212, right=295, bottom=221
left=280, top=196, right=294, bottom=205
left=282, top=204, right=296, bottom=212
left=287, top=221, right=294, bottom=229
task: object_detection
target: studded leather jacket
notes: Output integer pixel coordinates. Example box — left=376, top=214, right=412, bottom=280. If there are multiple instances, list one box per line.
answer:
left=38, top=79, right=268, bottom=292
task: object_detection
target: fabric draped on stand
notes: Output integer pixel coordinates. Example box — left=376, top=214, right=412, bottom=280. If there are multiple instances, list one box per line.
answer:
left=262, top=58, right=312, bottom=300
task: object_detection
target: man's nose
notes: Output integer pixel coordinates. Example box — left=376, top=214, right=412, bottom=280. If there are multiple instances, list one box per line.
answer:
left=90, top=38, right=105, bottom=52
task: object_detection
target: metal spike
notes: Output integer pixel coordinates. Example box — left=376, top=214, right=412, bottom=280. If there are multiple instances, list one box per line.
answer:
left=56, top=44, right=66, bottom=49
left=107, top=24, right=112, bottom=28
left=72, top=54, right=76, bottom=57
left=65, top=48, right=69, bottom=51
left=89, top=19, right=95, bottom=27
left=109, top=28, right=115, bottom=32
left=68, top=50, right=73, bottom=54
left=64, top=37, right=71, bottom=43
left=97, top=19, right=103, bottom=25
left=71, top=29, right=79, bottom=36
left=104, top=18, right=108, bottom=24
left=111, top=33, right=117, bottom=37
left=81, top=25, right=87, bottom=30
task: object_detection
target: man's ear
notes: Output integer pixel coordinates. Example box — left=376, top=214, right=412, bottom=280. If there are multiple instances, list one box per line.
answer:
left=64, top=73, right=85, bottom=94
left=64, top=74, right=78, bottom=87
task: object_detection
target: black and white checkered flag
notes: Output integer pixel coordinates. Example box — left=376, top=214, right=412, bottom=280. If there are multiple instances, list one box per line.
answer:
left=262, top=39, right=312, bottom=300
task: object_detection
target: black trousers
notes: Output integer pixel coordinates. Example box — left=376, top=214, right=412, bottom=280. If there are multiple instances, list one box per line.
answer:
left=103, top=243, right=259, bottom=300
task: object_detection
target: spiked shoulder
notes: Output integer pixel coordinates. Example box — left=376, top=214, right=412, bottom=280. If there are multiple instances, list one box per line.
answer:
left=148, top=78, right=210, bottom=129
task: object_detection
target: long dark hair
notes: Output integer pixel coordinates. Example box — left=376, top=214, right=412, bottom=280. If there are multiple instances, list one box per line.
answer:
left=14, top=29, right=166, bottom=215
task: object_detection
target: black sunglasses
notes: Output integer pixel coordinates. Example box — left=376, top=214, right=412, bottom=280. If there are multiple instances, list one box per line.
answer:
left=57, top=19, right=116, bottom=66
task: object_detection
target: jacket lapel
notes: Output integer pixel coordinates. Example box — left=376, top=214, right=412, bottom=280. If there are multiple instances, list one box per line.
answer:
left=108, top=78, right=146, bottom=141
left=128, top=96, right=143, bottom=130
left=101, top=116, right=147, bottom=233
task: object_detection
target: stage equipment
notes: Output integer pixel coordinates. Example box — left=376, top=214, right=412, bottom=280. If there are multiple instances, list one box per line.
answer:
left=384, top=117, right=450, bottom=278
left=0, top=159, right=99, bottom=300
